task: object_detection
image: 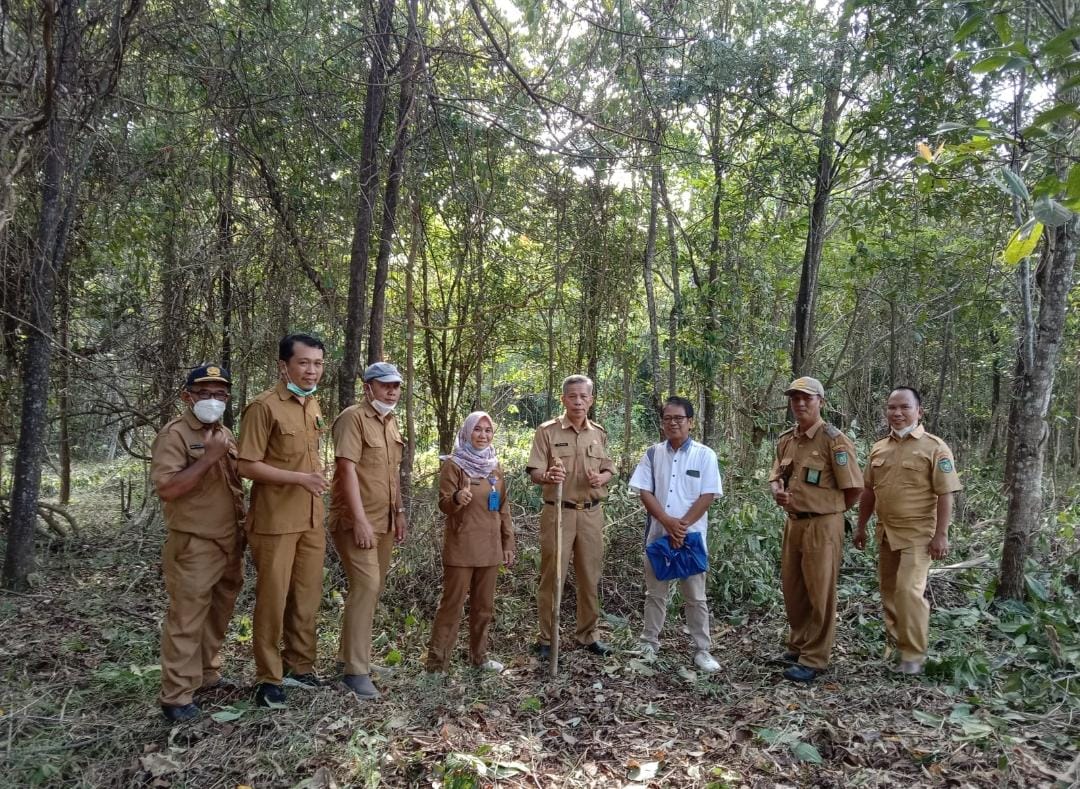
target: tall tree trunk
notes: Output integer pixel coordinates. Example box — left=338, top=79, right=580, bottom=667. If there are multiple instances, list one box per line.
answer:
left=660, top=170, right=679, bottom=397
left=642, top=152, right=662, bottom=415
left=791, top=0, right=853, bottom=377
left=218, top=139, right=235, bottom=428
left=5, top=0, right=77, bottom=590
left=340, top=0, right=396, bottom=406
left=998, top=219, right=1078, bottom=599
left=58, top=263, right=71, bottom=506
left=401, top=195, right=420, bottom=511
left=368, top=0, right=418, bottom=365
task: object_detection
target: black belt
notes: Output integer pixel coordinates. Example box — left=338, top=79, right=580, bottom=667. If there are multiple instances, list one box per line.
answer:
left=790, top=512, right=825, bottom=520
left=545, top=500, right=600, bottom=511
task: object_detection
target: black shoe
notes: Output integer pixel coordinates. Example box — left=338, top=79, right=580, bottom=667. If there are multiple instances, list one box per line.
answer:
left=283, top=670, right=324, bottom=689
left=783, top=664, right=821, bottom=683
left=534, top=643, right=551, bottom=660
left=584, top=640, right=612, bottom=656
left=161, top=702, right=200, bottom=722
left=255, top=682, right=287, bottom=707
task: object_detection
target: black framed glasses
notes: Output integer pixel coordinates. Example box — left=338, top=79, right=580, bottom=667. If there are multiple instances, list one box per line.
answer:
left=661, top=416, right=689, bottom=425
left=190, top=390, right=230, bottom=402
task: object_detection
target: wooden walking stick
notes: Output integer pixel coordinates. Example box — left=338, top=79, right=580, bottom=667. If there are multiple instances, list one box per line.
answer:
left=550, top=457, right=565, bottom=678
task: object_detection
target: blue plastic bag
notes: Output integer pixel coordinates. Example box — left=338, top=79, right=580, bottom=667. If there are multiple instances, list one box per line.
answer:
left=645, top=531, right=708, bottom=581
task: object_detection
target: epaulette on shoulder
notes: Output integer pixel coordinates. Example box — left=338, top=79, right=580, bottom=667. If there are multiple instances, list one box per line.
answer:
left=538, top=417, right=559, bottom=429
left=779, top=426, right=795, bottom=438
left=824, top=423, right=841, bottom=439
left=588, top=419, right=608, bottom=433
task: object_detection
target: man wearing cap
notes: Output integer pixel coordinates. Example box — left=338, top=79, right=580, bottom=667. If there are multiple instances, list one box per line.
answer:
left=152, top=365, right=245, bottom=722
left=527, top=374, right=616, bottom=658
left=328, top=361, right=408, bottom=699
left=768, top=376, right=862, bottom=683
left=237, top=334, right=329, bottom=707
left=854, top=386, right=962, bottom=675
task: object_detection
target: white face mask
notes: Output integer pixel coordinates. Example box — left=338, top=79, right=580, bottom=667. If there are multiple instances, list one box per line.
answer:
left=192, top=399, right=227, bottom=424
left=891, top=423, right=917, bottom=439
left=371, top=399, right=396, bottom=417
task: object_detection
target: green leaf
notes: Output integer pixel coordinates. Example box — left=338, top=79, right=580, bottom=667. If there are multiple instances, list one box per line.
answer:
left=953, top=14, right=983, bottom=43
left=1066, top=164, right=1080, bottom=201
left=1031, top=103, right=1078, bottom=128
left=1003, top=220, right=1044, bottom=265
left=1033, top=196, right=1074, bottom=227
left=385, top=648, right=403, bottom=666
left=755, top=727, right=783, bottom=744
left=1024, top=574, right=1049, bottom=601
left=971, top=54, right=1010, bottom=73
left=913, top=709, right=944, bottom=726
left=1040, top=26, right=1080, bottom=60
left=934, top=121, right=969, bottom=134
left=994, top=166, right=1030, bottom=203
left=993, top=14, right=1012, bottom=44
left=210, top=706, right=245, bottom=722
left=790, top=741, right=823, bottom=764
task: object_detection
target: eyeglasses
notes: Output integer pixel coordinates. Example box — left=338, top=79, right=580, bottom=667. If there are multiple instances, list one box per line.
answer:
left=661, top=416, right=689, bottom=425
left=191, top=390, right=230, bottom=402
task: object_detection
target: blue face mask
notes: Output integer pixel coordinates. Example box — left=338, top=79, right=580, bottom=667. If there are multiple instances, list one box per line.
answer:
left=286, top=381, right=317, bottom=398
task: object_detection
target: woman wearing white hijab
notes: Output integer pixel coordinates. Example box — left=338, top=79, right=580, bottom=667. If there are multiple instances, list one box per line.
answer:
left=425, top=411, right=516, bottom=673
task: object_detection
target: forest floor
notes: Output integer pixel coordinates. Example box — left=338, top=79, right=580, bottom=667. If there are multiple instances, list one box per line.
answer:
left=1, top=475, right=1079, bottom=788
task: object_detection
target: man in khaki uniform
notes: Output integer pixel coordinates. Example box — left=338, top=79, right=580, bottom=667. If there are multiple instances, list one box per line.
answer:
left=237, top=334, right=329, bottom=707
left=329, top=361, right=408, bottom=699
left=528, top=374, right=616, bottom=658
left=855, top=387, right=961, bottom=674
left=152, top=364, right=245, bottom=722
left=768, top=376, right=862, bottom=683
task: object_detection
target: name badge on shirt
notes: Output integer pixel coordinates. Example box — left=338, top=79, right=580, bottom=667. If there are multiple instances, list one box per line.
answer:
left=686, top=469, right=701, bottom=478
left=805, top=468, right=821, bottom=485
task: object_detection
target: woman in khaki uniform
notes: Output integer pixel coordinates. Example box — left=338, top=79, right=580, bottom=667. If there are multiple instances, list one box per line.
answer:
left=425, top=412, right=515, bottom=674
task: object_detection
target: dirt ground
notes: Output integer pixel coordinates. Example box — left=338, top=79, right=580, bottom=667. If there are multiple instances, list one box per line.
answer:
left=1, top=490, right=1078, bottom=788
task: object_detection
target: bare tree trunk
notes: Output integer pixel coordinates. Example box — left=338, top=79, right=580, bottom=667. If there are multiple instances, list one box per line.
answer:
left=368, top=0, right=418, bottom=365
left=791, top=0, right=853, bottom=377
left=219, top=140, right=235, bottom=428
left=5, top=0, right=76, bottom=590
left=401, top=195, right=420, bottom=511
left=58, top=263, right=71, bottom=505
left=642, top=153, right=662, bottom=414
left=340, top=0, right=396, bottom=406
left=998, top=219, right=1078, bottom=599
left=660, top=171, right=679, bottom=397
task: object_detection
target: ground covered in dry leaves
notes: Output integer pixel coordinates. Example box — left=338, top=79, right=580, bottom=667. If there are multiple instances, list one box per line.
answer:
left=2, top=481, right=1078, bottom=788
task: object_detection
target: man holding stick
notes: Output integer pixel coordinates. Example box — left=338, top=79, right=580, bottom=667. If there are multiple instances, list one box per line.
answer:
left=527, top=375, right=616, bottom=660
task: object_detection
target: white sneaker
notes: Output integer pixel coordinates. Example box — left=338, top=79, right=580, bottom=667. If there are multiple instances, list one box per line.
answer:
left=694, top=651, right=720, bottom=673
left=481, top=659, right=504, bottom=673
left=637, top=642, right=658, bottom=661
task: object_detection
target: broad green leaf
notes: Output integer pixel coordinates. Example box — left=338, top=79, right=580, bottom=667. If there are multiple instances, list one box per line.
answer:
left=1024, top=574, right=1049, bottom=601
left=1003, top=221, right=1044, bottom=265
left=755, top=727, right=783, bottom=744
left=994, top=166, right=1030, bottom=203
left=953, top=15, right=983, bottom=43
left=913, top=709, right=944, bottom=726
left=971, top=54, right=1010, bottom=73
left=489, top=761, right=530, bottom=778
left=934, top=121, right=968, bottom=134
left=993, top=14, right=1012, bottom=45
left=1040, top=26, right=1080, bottom=60
left=210, top=706, right=245, bottom=722
left=1066, top=164, right=1080, bottom=200
left=1033, top=197, right=1073, bottom=227
left=1031, top=103, right=1078, bottom=128
left=790, top=741, right=823, bottom=764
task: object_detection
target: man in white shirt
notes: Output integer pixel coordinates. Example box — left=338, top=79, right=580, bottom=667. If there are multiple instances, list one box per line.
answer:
left=629, top=396, right=723, bottom=673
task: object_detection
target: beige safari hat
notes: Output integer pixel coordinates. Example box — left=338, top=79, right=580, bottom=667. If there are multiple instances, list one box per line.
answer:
left=784, top=376, right=825, bottom=397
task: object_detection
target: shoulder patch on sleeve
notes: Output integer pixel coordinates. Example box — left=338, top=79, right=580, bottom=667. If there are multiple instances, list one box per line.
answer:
left=834, top=450, right=849, bottom=466
left=938, top=458, right=954, bottom=473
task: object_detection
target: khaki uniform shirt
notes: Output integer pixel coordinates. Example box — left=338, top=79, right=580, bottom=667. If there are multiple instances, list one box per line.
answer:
left=328, top=400, right=403, bottom=534
left=151, top=410, right=244, bottom=539
left=527, top=415, right=616, bottom=506
left=865, top=425, right=962, bottom=548
left=437, top=460, right=514, bottom=567
left=768, top=419, right=862, bottom=514
left=237, top=381, right=326, bottom=535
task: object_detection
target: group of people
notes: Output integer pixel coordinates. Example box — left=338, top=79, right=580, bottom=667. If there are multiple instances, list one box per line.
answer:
left=150, top=332, right=960, bottom=723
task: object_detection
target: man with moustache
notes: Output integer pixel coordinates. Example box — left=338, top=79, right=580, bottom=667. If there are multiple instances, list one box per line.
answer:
left=855, top=387, right=961, bottom=675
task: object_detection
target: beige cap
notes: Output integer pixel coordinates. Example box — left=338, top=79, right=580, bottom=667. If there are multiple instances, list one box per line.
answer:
left=784, top=376, right=825, bottom=398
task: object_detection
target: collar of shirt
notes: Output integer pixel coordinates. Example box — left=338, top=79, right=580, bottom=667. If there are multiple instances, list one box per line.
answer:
left=664, top=437, right=694, bottom=454
left=889, top=423, right=926, bottom=442
left=181, top=408, right=207, bottom=433
left=362, top=397, right=395, bottom=424
left=558, top=413, right=591, bottom=433
left=793, top=419, right=824, bottom=439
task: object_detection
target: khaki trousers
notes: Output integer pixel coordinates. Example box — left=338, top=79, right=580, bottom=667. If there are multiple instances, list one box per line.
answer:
left=781, top=513, right=843, bottom=670
left=537, top=504, right=604, bottom=646
left=333, top=528, right=395, bottom=675
left=878, top=530, right=932, bottom=662
left=425, top=564, right=499, bottom=671
left=640, top=554, right=711, bottom=653
left=159, top=530, right=244, bottom=706
left=248, top=528, right=326, bottom=685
